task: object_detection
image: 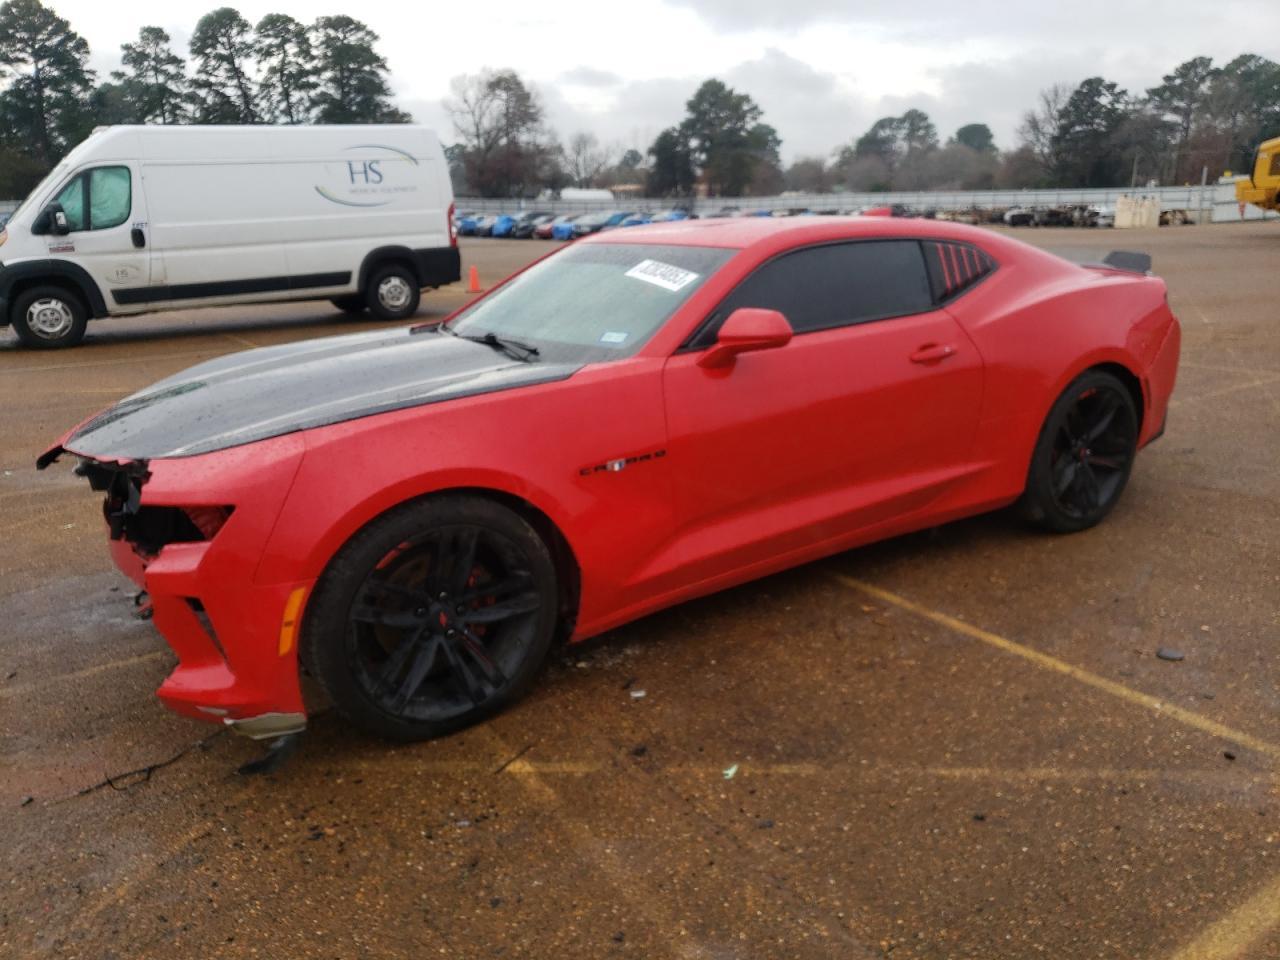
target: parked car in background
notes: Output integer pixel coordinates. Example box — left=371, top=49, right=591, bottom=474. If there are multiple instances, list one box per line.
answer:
left=489, top=215, right=518, bottom=238
left=650, top=209, right=693, bottom=223
left=551, top=216, right=580, bottom=241
left=620, top=212, right=652, bottom=227
left=0, top=124, right=459, bottom=348
left=1003, top=207, right=1035, bottom=226
left=572, top=211, right=635, bottom=237
left=476, top=215, right=503, bottom=237
left=458, top=214, right=489, bottom=236
left=1093, top=205, right=1116, bottom=228
left=512, top=213, right=555, bottom=238
left=538, top=214, right=576, bottom=239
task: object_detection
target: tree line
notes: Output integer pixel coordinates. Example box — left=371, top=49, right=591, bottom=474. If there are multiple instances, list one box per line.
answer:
left=3, top=1, right=1277, bottom=202
left=448, top=55, right=1280, bottom=199
left=0, top=0, right=406, bottom=197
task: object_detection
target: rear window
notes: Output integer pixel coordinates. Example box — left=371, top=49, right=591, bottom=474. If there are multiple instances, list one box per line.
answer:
left=922, top=241, right=997, bottom=301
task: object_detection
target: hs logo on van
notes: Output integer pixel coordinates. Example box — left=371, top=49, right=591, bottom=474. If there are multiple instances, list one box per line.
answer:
left=347, top=161, right=384, bottom=185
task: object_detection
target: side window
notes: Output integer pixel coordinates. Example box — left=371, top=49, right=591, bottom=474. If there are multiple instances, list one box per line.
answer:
left=89, top=167, right=132, bottom=230
left=922, top=241, right=996, bottom=302
left=53, top=175, right=87, bottom=232
left=50, top=167, right=131, bottom=232
left=695, top=240, right=933, bottom=345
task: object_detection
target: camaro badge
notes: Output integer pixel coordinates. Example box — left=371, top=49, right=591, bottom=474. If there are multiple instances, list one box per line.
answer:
left=580, top=449, right=667, bottom=477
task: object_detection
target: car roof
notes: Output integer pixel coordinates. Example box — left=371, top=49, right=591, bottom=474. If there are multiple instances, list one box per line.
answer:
left=583, top=214, right=1015, bottom=253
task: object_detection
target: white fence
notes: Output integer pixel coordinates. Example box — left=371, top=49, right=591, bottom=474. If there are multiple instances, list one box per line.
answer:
left=4, top=181, right=1273, bottom=223
left=457, top=185, right=1228, bottom=218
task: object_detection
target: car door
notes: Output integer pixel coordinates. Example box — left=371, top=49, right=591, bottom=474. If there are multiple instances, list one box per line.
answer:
left=46, top=164, right=152, bottom=298
left=660, top=239, right=984, bottom=584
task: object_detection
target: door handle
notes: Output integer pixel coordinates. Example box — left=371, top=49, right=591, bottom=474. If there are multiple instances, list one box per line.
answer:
left=131, top=228, right=146, bottom=249
left=909, top=343, right=956, bottom=364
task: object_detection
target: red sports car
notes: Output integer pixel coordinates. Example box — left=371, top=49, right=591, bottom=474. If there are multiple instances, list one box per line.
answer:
left=40, top=218, right=1180, bottom=743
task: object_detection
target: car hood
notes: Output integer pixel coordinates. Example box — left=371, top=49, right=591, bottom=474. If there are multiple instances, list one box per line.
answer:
left=54, top=327, right=580, bottom=461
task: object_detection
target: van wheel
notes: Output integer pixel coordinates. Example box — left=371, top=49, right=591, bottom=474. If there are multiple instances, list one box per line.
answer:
left=330, top=295, right=366, bottom=315
left=11, top=286, right=88, bottom=349
left=366, top=264, right=421, bottom=321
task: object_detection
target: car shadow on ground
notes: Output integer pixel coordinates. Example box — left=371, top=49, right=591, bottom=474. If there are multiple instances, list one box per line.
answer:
left=288, top=507, right=1039, bottom=766
left=0, top=305, right=452, bottom=354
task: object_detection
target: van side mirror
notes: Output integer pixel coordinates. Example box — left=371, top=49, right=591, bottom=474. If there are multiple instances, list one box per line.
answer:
left=698, top=308, right=793, bottom=369
left=31, top=203, right=69, bottom=236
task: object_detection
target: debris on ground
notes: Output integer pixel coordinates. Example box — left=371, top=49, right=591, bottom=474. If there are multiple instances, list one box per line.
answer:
left=723, top=763, right=739, bottom=780
left=1156, top=647, right=1185, bottom=662
left=1224, top=751, right=1237, bottom=761
left=630, top=745, right=647, bottom=757
left=629, top=689, right=646, bottom=699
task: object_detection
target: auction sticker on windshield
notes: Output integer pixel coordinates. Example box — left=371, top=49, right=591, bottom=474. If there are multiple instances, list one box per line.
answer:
left=624, top=259, right=700, bottom=293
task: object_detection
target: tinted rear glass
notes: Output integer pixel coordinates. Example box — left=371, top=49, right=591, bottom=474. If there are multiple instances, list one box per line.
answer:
left=703, top=240, right=933, bottom=341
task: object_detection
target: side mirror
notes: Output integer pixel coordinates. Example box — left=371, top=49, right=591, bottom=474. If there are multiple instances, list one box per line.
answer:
left=698, top=308, right=793, bottom=369
left=32, top=203, right=69, bottom=236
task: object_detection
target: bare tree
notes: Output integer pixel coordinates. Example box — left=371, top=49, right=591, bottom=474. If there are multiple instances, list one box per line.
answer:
left=564, top=131, right=614, bottom=187
left=446, top=69, right=552, bottom=196
left=1017, top=83, right=1071, bottom=174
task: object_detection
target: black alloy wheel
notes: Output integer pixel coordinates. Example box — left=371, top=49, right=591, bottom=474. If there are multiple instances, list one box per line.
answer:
left=303, top=496, right=558, bottom=741
left=1021, top=370, right=1139, bottom=533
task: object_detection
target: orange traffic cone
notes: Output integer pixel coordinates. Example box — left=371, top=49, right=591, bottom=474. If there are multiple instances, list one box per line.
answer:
left=467, top=265, right=482, bottom=293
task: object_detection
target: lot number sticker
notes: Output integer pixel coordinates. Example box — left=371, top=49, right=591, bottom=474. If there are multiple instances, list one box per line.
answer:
left=624, top=259, right=700, bottom=292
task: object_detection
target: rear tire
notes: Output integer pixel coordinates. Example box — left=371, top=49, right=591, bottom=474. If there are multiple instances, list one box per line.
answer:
left=11, top=285, right=88, bottom=349
left=330, top=295, right=366, bottom=315
left=1019, top=370, right=1139, bottom=533
left=365, top=264, right=421, bottom=321
left=301, top=495, right=559, bottom=742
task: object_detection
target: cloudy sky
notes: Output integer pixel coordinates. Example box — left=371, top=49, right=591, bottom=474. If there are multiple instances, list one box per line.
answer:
left=52, top=0, right=1280, bottom=162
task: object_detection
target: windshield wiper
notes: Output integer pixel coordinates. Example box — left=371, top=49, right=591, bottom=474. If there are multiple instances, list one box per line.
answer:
left=442, top=326, right=540, bottom=363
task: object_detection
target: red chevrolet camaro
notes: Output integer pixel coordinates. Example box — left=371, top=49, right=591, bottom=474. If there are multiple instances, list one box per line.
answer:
left=41, top=217, right=1180, bottom=743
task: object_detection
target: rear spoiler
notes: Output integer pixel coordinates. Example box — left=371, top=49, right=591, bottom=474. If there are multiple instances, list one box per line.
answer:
left=1090, top=250, right=1153, bottom=275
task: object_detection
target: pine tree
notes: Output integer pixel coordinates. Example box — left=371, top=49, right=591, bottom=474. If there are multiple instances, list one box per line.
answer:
left=115, top=26, right=189, bottom=124
left=254, top=14, right=316, bottom=124
left=0, top=0, right=95, bottom=163
left=190, top=7, right=259, bottom=124
left=310, top=16, right=409, bottom=124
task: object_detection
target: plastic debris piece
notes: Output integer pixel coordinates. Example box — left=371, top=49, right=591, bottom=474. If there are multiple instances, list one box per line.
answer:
left=1156, top=647, right=1185, bottom=662
left=629, top=689, right=646, bottom=699
left=723, top=763, right=739, bottom=780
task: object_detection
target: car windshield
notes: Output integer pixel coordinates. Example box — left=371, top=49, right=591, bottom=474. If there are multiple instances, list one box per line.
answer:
left=444, top=242, right=735, bottom=363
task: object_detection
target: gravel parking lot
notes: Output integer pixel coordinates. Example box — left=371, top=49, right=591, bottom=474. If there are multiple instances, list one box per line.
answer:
left=3, top=226, right=1278, bottom=959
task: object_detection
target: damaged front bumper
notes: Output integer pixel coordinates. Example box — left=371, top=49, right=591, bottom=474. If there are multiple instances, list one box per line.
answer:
left=39, top=434, right=312, bottom=737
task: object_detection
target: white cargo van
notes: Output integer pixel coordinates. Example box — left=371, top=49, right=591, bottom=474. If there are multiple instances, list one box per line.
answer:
left=0, top=125, right=459, bottom=348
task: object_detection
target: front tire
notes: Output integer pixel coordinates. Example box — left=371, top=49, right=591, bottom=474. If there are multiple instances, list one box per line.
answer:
left=1020, top=370, right=1139, bottom=533
left=366, top=264, right=421, bottom=321
left=302, top=496, right=559, bottom=742
left=11, top=286, right=88, bottom=349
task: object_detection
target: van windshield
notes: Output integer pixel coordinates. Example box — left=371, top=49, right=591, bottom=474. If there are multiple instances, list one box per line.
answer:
left=443, top=242, right=736, bottom=364
left=7, top=163, right=67, bottom=225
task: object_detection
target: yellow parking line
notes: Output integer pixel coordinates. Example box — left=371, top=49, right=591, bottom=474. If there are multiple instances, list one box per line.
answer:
left=1169, top=374, right=1280, bottom=409
left=0, top=650, right=168, bottom=699
left=1166, top=871, right=1280, bottom=960
left=0, top=348, right=218, bottom=375
left=831, top=574, right=1280, bottom=761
